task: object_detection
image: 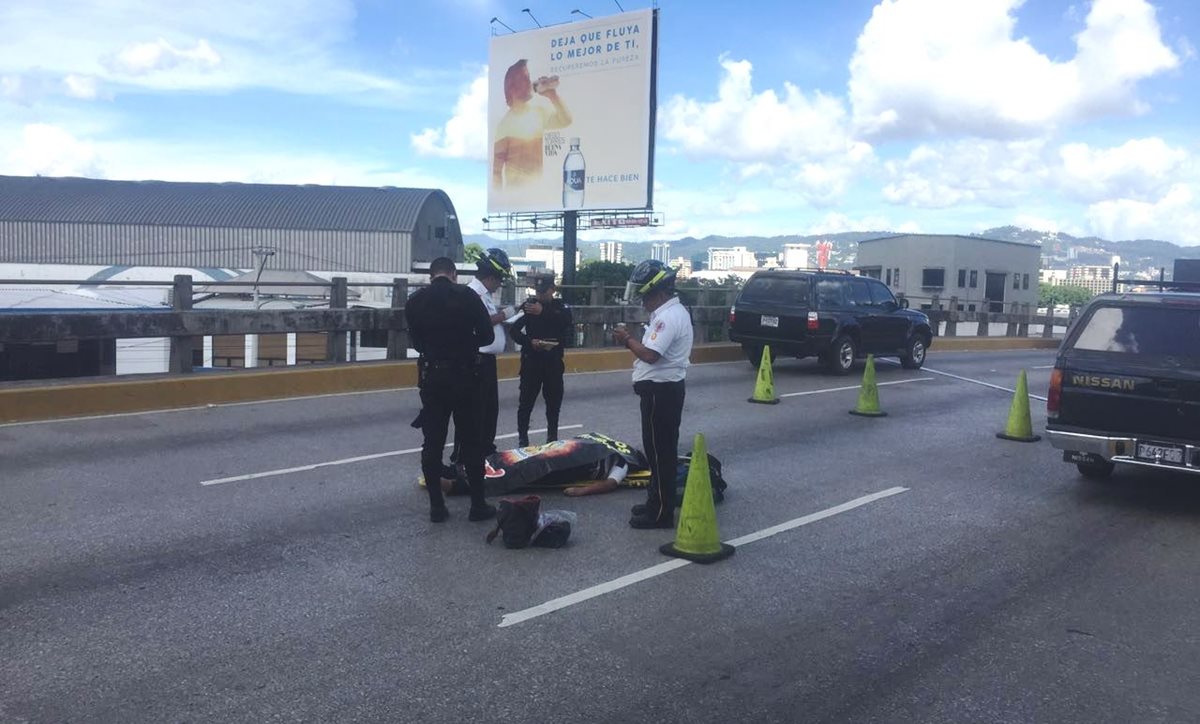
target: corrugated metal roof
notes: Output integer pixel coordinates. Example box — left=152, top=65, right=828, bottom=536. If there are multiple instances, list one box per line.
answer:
left=0, top=175, right=446, bottom=233
left=0, top=286, right=168, bottom=311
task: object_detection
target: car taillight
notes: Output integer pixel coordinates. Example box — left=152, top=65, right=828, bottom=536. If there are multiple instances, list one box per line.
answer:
left=807, top=311, right=819, bottom=331
left=1047, top=368, right=1063, bottom=418
left=729, top=304, right=736, bottom=326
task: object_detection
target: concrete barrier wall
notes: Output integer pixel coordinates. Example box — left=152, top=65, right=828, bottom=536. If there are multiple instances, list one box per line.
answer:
left=0, top=344, right=744, bottom=424
left=0, top=339, right=1059, bottom=424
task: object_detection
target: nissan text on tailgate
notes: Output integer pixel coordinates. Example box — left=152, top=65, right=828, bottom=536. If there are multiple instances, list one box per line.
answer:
left=1047, top=292, right=1200, bottom=479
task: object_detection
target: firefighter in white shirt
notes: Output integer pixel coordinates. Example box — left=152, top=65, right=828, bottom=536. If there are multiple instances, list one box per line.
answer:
left=613, top=260, right=694, bottom=529
left=465, top=248, right=516, bottom=458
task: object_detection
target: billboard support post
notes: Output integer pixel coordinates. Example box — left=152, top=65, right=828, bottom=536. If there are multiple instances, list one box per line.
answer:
left=563, top=211, right=578, bottom=284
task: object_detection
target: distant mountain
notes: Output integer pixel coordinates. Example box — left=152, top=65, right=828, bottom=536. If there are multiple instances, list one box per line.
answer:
left=974, top=226, right=1200, bottom=273
left=467, top=227, right=1200, bottom=274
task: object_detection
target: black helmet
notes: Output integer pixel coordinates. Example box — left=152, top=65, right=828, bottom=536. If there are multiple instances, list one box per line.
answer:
left=478, top=247, right=513, bottom=280
left=624, top=259, right=677, bottom=304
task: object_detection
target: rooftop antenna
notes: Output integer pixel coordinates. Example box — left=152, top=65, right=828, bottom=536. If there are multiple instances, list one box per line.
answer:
left=490, top=16, right=516, bottom=33
left=522, top=8, right=542, bottom=27
left=613, top=0, right=624, bottom=10
left=571, top=9, right=592, bottom=18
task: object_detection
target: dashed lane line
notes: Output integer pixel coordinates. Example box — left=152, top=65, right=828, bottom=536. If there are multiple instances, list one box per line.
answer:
left=876, top=359, right=1050, bottom=402
left=199, top=424, right=583, bottom=486
left=780, top=377, right=933, bottom=398
left=498, top=487, right=910, bottom=628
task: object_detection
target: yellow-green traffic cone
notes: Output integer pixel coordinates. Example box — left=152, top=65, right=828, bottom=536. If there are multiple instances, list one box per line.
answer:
left=849, top=354, right=887, bottom=417
left=661, top=433, right=735, bottom=564
left=748, top=345, right=780, bottom=404
left=996, top=369, right=1041, bottom=442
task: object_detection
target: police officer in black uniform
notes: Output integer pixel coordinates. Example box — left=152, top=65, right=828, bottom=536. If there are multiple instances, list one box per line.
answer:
left=405, top=256, right=497, bottom=523
left=511, top=274, right=574, bottom=447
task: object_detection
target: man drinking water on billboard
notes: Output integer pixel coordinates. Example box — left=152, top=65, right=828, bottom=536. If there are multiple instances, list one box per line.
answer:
left=492, top=59, right=573, bottom=190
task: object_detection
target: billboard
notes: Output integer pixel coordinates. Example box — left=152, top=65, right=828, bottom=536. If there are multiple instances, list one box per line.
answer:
left=487, top=9, right=657, bottom=214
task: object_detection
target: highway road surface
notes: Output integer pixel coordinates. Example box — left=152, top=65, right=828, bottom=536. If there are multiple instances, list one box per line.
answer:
left=3, top=349, right=1198, bottom=723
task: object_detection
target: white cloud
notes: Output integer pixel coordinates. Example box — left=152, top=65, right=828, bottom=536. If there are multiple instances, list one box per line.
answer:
left=0, top=121, right=494, bottom=232
left=411, top=69, right=488, bottom=161
left=1, top=74, right=22, bottom=99
left=1086, top=184, right=1200, bottom=242
left=659, top=56, right=874, bottom=203
left=6, top=124, right=102, bottom=177
left=110, top=39, right=221, bottom=76
left=62, top=74, right=99, bottom=100
left=802, top=212, right=910, bottom=236
left=883, top=139, right=1050, bottom=208
left=849, top=0, right=1179, bottom=139
left=1057, top=137, right=1189, bottom=202
left=0, top=0, right=417, bottom=102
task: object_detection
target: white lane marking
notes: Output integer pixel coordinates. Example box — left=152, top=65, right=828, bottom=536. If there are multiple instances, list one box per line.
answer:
left=1032, top=365, right=1055, bottom=369
left=498, top=487, right=909, bottom=628
left=0, top=359, right=743, bottom=429
left=919, top=366, right=1048, bottom=402
left=779, top=377, right=932, bottom=398
left=200, top=424, right=582, bottom=486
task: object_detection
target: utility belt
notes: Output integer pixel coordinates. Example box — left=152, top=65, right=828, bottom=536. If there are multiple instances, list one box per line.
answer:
left=418, top=356, right=481, bottom=387
left=419, top=357, right=479, bottom=371
left=633, top=379, right=686, bottom=395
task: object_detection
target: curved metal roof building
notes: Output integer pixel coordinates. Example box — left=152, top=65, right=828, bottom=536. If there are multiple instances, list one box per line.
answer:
left=0, top=175, right=464, bottom=273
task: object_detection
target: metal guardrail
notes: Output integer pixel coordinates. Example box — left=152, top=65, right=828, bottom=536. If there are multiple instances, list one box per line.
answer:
left=895, top=294, right=1079, bottom=338
left=0, top=276, right=736, bottom=377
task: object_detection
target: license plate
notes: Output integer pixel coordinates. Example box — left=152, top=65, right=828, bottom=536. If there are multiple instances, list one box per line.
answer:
left=1064, top=450, right=1106, bottom=466
left=1135, top=441, right=1185, bottom=465
left=761, top=315, right=779, bottom=328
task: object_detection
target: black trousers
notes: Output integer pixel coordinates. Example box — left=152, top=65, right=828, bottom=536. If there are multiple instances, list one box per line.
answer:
left=635, top=379, right=686, bottom=523
left=419, top=363, right=486, bottom=508
left=517, top=353, right=564, bottom=446
left=451, top=353, right=499, bottom=463
left=479, top=353, right=499, bottom=456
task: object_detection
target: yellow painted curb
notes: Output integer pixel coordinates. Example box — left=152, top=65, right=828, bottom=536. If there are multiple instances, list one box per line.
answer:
left=0, top=344, right=746, bottom=424
left=932, top=337, right=1060, bottom=351
left=0, top=339, right=1054, bottom=424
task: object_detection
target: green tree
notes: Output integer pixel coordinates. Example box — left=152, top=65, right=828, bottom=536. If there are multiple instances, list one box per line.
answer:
left=677, top=274, right=743, bottom=307
left=570, top=261, right=635, bottom=304
left=463, top=243, right=485, bottom=264
left=1039, top=282, right=1093, bottom=307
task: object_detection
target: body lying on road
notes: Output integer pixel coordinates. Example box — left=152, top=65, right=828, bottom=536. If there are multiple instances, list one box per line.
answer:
left=419, top=431, right=727, bottom=501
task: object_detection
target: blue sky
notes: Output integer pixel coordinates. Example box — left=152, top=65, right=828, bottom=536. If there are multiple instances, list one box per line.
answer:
left=1, top=0, right=1198, bottom=244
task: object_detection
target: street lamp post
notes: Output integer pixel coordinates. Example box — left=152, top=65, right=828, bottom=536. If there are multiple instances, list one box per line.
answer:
left=251, top=247, right=276, bottom=310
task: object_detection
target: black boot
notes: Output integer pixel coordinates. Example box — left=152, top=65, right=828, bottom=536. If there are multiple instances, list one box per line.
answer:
left=629, top=512, right=674, bottom=529
left=427, top=489, right=450, bottom=523
left=466, top=468, right=496, bottom=522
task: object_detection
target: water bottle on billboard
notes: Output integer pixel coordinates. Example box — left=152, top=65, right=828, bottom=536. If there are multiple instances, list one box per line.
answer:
left=562, top=138, right=585, bottom=209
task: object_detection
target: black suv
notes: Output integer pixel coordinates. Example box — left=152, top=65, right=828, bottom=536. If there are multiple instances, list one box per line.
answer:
left=728, top=270, right=934, bottom=374
left=1047, top=292, right=1200, bottom=480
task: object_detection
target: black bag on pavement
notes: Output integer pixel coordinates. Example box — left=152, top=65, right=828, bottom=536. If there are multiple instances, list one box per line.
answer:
left=486, top=496, right=542, bottom=549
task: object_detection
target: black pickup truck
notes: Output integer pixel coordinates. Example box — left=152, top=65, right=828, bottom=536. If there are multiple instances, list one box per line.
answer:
left=1046, top=292, right=1200, bottom=479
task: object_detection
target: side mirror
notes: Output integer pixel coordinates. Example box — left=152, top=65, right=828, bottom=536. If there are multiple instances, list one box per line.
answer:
left=881, top=300, right=898, bottom=312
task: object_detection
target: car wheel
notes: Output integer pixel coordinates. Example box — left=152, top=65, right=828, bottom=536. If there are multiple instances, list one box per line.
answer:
left=1076, top=461, right=1115, bottom=480
left=743, top=345, right=777, bottom=367
left=900, top=334, right=928, bottom=369
left=825, top=336, right=856, bottom=375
